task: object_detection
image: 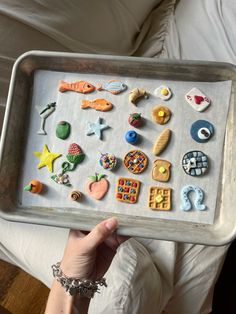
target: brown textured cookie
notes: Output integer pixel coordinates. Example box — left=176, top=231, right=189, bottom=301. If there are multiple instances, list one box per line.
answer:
left=151, top=105, right=171, bottom=125
left=152, top=128, right=171, bottom=156
left=148, top=186, right=172, bottom=210
left=123, top=150, right=148, bottom=174
left=152, top=159, right=171, bottom=182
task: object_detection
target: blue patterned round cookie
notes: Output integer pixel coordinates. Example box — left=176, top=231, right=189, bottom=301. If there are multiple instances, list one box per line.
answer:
left=190, top=120, right=214, bottom=143
left=182, top=150, right=208, bottom=176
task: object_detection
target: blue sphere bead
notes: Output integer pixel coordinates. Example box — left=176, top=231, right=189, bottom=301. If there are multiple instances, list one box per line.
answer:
left=125, top=130, right=138, bottom=144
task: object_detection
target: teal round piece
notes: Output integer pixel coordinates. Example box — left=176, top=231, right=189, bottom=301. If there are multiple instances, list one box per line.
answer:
left=56, top=121, right=71, bottom=139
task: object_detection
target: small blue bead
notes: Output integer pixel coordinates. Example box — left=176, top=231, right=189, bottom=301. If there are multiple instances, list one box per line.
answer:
left=125, top=130, right=138, bottom=144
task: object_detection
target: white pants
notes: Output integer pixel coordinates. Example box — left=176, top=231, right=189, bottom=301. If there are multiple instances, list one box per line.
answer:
left=0, top=1, right=235, bottom=313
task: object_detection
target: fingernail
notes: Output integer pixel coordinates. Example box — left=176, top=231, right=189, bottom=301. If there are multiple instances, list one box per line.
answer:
left=105, top=217, right=118, bottom=231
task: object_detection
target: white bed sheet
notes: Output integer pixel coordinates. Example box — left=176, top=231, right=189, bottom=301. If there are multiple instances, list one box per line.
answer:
left=0, top=1, right=236, bottom=313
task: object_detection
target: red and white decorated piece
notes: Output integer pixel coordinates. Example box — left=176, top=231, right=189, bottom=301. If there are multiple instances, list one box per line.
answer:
left=185, top=87, right=211, bottom=112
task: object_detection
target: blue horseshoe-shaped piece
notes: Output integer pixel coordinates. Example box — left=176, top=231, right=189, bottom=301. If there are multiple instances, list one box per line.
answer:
left=180, top=185, right=206, bottom=211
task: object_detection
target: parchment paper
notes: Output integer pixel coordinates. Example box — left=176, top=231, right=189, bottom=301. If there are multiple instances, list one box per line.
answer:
left=18, top=70, right=232, bottom=224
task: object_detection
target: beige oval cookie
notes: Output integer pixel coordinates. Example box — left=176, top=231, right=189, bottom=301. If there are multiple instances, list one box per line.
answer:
left=151, top=105, right=171, bottom=125
left=152, top=159, right=171, bottom=182
left=152, top=128, right=171, bottom=156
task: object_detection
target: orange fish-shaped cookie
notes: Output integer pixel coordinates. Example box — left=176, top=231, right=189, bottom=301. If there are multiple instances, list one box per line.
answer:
left=58, top=80, right=95, bottom=94
left=81, top=98, right=113, bottom=112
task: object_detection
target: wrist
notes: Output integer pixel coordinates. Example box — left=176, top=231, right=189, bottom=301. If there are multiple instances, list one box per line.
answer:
left=45, top=279, right=74, bottom=314
left=60, top=261, right=82, bottom=279
left=52, top=262, right=107, bottom=298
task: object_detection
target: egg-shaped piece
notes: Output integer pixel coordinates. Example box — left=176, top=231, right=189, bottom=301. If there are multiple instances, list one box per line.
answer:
left=154, top=85, right=172, bottom=100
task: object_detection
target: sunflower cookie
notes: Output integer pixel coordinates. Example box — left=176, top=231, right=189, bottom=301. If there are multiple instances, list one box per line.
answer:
left=151, top=105, right=171, bottom=125
left=148, top=186, right=172, bottom=210
left=123, top=150, right=148, bottom=174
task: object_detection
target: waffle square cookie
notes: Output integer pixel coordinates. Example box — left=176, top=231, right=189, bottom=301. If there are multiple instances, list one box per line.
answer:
left=148, top=186, right=172, bottom=210
left=116, top=177, right=141, bottom=204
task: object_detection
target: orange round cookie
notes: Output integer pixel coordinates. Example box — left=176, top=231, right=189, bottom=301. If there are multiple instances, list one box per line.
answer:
left=123, top=150, right=148, bottom=174
left=151, top=105, right=171, bottom=125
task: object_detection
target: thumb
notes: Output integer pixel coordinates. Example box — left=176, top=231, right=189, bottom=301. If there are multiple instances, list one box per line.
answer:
left=83, top=217, right=118, bottom=252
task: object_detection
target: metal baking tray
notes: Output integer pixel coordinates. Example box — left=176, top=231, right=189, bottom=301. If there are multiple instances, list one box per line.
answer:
left=0, top=50, right=235, bottom=245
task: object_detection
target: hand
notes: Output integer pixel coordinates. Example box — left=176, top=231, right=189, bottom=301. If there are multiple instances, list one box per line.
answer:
left=60, top=217, right=128, bottom=280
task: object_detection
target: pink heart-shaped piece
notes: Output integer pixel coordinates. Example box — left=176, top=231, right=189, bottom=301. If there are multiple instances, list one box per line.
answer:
left=194, top=95, right=204, bottom=104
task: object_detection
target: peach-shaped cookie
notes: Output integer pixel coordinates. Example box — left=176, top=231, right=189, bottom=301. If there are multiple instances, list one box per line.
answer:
left=85, top=173, right=109, bottom=200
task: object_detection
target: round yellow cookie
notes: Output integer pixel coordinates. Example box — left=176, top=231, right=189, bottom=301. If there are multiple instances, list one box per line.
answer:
left=151, top=105, right=171, bottom=125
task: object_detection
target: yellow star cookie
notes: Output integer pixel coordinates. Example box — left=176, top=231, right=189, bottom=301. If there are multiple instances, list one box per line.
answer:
left=33, top=144, right=61, bottom=173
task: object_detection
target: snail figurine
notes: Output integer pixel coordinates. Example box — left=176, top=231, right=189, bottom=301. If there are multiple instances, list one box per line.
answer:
left=70, top=190, right=82, bottom=202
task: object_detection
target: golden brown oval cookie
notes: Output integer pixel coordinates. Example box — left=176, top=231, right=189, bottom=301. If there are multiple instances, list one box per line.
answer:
left=151, top=105, right=171, bottom=125
left=152, top=128, right=171, bottom=156
left=152, top=159, right=171, bottom=182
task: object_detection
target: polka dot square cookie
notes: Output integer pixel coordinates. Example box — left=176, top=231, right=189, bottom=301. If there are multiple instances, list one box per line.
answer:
left=116, top=177, right=140, bottom=204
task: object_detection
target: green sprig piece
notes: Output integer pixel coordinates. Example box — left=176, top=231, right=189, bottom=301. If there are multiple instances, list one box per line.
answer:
left=88, top=173, right=105, bottom=182
left=23, top=184, right=32, bottom=191
left=131, top=113, right=141, bottom=122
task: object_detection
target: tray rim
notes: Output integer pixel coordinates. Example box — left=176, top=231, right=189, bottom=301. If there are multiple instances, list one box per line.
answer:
left=0, top=50, right=235, bottom=246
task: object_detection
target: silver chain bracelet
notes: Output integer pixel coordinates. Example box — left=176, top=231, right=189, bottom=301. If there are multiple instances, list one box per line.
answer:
left=52, top=262, right=107, bottom=298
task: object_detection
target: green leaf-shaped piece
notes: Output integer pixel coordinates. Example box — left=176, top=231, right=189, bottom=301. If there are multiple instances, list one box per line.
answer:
left=88, top=175, right=97, bottom=182
left=66, top=153, right=85, bottom=164
left=132, top=113, right=141, bottom=120
left=23, top=184, right=32, bottom=191
left=97, top=173, right=105, bottom=181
